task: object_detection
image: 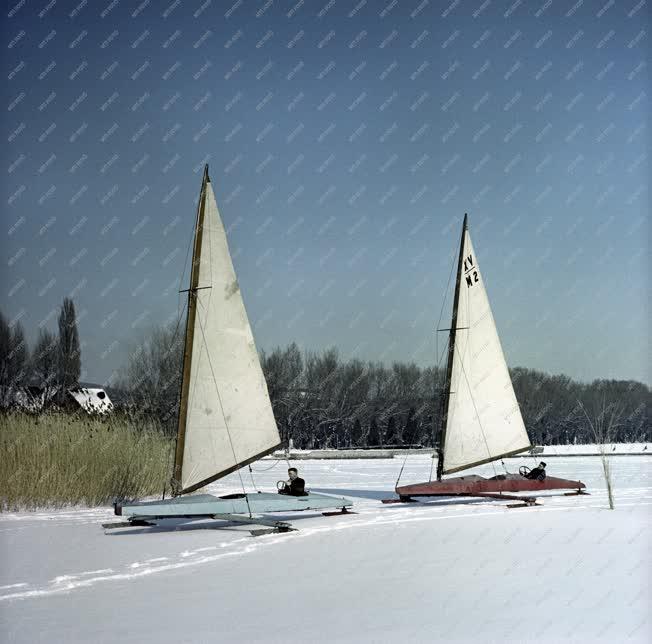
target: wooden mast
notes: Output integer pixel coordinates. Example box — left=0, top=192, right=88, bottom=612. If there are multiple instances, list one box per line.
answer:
left=436, top=213, right=467, bottom=481
left=171, top=164, right=209, bottom=496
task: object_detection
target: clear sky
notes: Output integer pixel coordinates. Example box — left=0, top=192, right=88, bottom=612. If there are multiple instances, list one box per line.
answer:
left=2, top=0, right=649, bottom=386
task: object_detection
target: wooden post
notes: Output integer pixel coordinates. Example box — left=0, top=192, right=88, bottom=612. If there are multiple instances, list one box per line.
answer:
left=171, top=165, right=209, bottom=495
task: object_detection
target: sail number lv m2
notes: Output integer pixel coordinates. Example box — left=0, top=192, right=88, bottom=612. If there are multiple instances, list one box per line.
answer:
left=464, top=254, right=479, bottom=288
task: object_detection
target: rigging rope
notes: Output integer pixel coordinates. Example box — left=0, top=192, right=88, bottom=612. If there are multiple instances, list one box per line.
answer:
left=142, top=296, right=188, bottom=498
left=434, top=249, right=459, bottom=366
left=195, top=297, right=253, bottom=517
left=167, top=300, right=187, bottom=398
left=453, top=328, right=500, bottom=478
left=395, top=451, right=410, bottom=489
left=428, top=446, right=437, bottom=482
left=396, top=247, right=459, bottom=488
left=247, top=465, right=259, bottom=492
left=177, top=187, right=201, bottom=314
left=247, top=450, right=290, bottom=492
left=163, top=436, right=176, bottom=500
left=428, top=248, right=459, bottom=483
left=250, top=458, right=284, bottom=472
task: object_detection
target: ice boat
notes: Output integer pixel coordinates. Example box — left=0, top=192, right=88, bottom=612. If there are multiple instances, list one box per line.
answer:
left=105, top=167, right=351, bottom=533
left=386, top=215, right=586, bottom=506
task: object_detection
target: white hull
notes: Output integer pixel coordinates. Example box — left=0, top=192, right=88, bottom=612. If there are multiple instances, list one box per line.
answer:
left=116, top=492, right=351, bottom=521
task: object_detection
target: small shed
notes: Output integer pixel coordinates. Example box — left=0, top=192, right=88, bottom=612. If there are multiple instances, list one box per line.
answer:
left=68, top=386, right=114, bottom=415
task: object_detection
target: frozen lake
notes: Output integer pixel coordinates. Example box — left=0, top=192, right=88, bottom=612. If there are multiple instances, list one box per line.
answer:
left=1, top=454, right=649, bottom=643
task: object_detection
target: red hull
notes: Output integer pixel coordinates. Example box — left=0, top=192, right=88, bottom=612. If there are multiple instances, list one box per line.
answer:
left=396, top=473, right=586, bottom=498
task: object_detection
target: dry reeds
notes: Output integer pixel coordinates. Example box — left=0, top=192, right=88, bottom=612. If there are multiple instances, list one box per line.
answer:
left=0, top=412, right=173, bottom=511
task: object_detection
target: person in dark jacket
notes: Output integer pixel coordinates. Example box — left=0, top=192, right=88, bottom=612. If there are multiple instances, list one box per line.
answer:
left=525, top=461, right=547, bottom=481
left=278, top=468, right=307, bottom=496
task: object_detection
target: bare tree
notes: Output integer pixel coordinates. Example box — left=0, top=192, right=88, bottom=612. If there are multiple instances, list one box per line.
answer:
left=367, top=363, right=392, bottom=446
left=10, top=324, right=28, bottom=397
left=261, top=343, right=304, bottom=444
left=0, top=313, right=29, bottom=407
left=118, top=322, right=184, bottom=432
left=341, top=359, right=371, bottom=444
left=304, top=348, right=341, bottom=447
left=112, top=332, right=650, bottom=451
left=57, top=298, right=81, bottom=400
left=31, top=328, right=58, bottom=400
left=0, top=312, right=11, bottom=406
left=578, top=382, right=626, bottom=510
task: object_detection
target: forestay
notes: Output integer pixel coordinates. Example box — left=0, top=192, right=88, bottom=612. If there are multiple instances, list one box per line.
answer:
left=442, top=228, right=531, bottom=474
left=174, top=171, right=281, bottom=494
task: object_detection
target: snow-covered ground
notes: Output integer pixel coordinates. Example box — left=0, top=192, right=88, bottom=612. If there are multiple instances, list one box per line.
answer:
left=266, top=443, right=652, bottom=461
left=531, top=443, right=649, bottom=455
left=1, top=454, right=649, bottom=644
left=276, top=443, right=650, bottom=460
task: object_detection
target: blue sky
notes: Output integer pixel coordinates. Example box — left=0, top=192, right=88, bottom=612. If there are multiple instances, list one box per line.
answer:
left=2, top=0, right=649, bottom=385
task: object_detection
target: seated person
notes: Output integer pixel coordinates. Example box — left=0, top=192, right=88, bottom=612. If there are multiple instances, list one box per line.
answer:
left=278, top=467, right=307, bottom=496
left=525, top=461, right=547, bottom=481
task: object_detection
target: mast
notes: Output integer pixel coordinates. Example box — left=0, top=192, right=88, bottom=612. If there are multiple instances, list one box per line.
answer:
left=436, top=213, right=467, bottom=480
left=170, top=165, right=282, bottom=495
left=171, top=164, right=209, bottom=495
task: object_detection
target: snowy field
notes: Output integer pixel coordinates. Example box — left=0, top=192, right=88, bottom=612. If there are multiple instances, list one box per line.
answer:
left=527, top=443, right=649, bottom=455
left=1, top=454, right=649, bottom=644
left=277, top=443, right=650, bottom=459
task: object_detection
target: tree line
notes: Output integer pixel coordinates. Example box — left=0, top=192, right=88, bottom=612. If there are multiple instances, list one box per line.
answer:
left=116, top=323, right=651, bottom=447
left=2, top=307, right=648, bottom=446
left=0, top=298, right=81, bottom=407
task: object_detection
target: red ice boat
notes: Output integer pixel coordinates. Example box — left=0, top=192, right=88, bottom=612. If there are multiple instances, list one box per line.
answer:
left=388, top=215, right=586, bottom=506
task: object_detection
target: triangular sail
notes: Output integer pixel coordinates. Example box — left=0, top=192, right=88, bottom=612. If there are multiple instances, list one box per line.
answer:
left=173, top=168, right=281, bottom=494
left=440, top=220, right=530, bottom=475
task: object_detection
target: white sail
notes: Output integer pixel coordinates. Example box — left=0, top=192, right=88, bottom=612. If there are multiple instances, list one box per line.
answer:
left=442, top=228, right=530, bottom=474
left=177, top=175, right=281, bottom=492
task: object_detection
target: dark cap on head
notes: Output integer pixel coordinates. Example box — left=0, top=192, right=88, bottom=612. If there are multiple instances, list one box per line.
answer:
left=288, top=467, right=298, bottom=474
left=540, top=461, right=547, bottom=467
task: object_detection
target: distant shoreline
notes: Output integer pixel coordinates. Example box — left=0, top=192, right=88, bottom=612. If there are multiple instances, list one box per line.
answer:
left=270, top=445, right=650, bottom=460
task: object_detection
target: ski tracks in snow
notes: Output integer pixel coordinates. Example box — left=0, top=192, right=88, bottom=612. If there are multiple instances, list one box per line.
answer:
left=0, top=538, right=256, bottom=602
left=2, top=490, right=649, bottom=603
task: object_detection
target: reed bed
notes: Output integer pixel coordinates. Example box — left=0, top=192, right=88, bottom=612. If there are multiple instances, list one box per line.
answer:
left=0, top=412, right=173, bottom=511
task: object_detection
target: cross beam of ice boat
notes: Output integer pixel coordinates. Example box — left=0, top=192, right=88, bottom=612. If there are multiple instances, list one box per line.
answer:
left=386, top=214, right=587, bottom=506
left=105, top=492, right=352, bottom=533
left=105, top=166, right=352, bottom=533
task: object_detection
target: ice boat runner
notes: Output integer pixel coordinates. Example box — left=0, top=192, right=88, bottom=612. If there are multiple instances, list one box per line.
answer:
left=106, top=167, right=351, bottom=533
left=386, top=214, right=586, bottom=506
